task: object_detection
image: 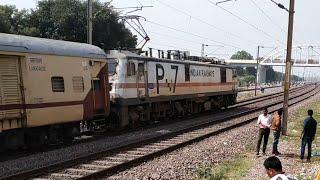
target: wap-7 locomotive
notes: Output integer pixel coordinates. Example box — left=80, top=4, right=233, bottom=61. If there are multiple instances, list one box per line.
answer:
left=107, top=50, right=237, bottom=127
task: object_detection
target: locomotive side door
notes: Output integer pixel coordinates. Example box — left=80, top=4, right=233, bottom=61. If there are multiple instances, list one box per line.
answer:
left=137, top=61, right=147, bottom=99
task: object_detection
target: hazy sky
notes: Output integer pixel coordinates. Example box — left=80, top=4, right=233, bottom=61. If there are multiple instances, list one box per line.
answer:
left=1, top=0, right=320, bottom=77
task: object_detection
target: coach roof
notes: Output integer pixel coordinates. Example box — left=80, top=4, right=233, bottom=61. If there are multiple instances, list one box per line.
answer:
left=0, top=33, right=106, bottom=59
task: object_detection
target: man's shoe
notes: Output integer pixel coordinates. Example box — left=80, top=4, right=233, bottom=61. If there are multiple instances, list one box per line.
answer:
left=262, top=152, right=266, bottom=155
left=306, top=159, right=311, bottom=162
left=256, top=152, right=259, bottom=155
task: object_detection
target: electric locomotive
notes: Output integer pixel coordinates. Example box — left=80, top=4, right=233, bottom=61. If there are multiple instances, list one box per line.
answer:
left=107, top=50, right=237, bottom=127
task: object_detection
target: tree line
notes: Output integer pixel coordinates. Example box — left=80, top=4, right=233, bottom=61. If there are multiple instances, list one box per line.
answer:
left=0, top=0, right=137, bottom=50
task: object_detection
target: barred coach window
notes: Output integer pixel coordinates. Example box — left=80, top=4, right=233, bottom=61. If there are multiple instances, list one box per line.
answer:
left=72, top=76, right=84, bottom=92
left=51, top=76, right=65, bottom=92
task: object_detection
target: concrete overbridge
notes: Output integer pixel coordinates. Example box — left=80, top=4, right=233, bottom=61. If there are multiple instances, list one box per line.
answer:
left=224, top=46, right=320, bottom=83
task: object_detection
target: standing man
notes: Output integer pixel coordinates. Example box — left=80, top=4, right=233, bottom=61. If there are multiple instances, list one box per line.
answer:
left=271, top=109, right=283, bottom=155
left=256, top=108, right=272, bottom=155
left=300, top=109, right=317, bottom=162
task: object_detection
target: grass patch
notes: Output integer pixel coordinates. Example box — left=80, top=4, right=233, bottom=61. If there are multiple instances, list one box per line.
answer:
left=286, top=100, right=320, bottom=159
left=196, top=155, right=251, bottom=180
left=196, top=99, right=320, bottom=180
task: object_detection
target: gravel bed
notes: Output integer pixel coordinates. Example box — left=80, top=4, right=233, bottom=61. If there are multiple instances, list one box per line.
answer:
left=105, top=89, right=320, bottom=180
left=0, top=86, right=312, bottom=178
left=0, top=89, right=288, bottom=178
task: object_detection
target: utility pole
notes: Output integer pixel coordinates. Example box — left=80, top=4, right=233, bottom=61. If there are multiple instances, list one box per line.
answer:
left=87, top=0, right=93, bottom=44
left=255, top=45, right=260, bottom=96
left=282, top=0, right=295, bottom=135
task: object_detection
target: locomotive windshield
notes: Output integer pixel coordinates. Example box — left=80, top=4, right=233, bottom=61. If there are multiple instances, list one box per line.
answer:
left=107, top=58, right=118, bottom=76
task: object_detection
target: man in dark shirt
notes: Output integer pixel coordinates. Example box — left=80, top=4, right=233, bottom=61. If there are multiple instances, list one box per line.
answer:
left=300, top=109, right=318, bottom=162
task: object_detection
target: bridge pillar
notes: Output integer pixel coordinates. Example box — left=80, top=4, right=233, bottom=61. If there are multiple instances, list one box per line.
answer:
left=257, top=65, right=268, bottom=83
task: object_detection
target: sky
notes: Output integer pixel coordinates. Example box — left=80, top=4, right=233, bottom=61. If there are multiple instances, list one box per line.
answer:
left=1, top=0, right=320, bottom=78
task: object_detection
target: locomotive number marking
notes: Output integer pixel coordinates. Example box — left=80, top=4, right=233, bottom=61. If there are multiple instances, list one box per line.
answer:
left=155, top=64, right=179, bottom=94
left=171, top=65, right=178, bottom=93
left=156, top=64, right=164, bottom=94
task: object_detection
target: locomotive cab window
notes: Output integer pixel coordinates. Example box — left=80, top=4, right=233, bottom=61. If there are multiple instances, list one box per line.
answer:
left=108, top=58, right=118, bottom=76
left=138, top=63, right=144, bottom=76
left=127, top=61, right=136, bottom=76
left=51, top=76, right=65, bottom=92
left=220, top=67, right=226, bottom=83
left=185, top=64, right=190, bottom=82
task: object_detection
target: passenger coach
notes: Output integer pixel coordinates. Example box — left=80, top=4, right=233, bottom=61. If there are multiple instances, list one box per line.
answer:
left=0, top=33, right=109, bottom=149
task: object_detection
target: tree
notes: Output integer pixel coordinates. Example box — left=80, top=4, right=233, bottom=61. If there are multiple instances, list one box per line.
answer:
left=230, top=50, right=253, bottom=60
left=231, top=50, right=255, bottom=76
left=0, top=0, right=137, bottom=50
left=0, top=5, right=17, bottom=33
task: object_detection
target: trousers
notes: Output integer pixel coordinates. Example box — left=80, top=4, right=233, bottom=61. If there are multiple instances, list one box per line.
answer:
left=256, top=128, right=270, bottom=153
left=300, top=136, right=313, bottom=160
left=272, top=130, right=281, bottom=153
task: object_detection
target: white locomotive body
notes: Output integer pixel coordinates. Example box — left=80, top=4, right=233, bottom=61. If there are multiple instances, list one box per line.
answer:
left=107, top=50, right=237, bottom=127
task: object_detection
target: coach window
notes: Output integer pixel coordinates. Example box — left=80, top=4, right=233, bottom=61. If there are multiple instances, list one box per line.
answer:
left=185, top=64, right=190, bottom=82
left=72, top=76, right=84, bottom=92
left=127, top=61, right=136, bottom=76
left=51, top=76, right=65, bottom=92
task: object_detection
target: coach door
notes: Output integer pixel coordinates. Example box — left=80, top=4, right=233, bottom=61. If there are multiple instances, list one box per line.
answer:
left=0, top=56, right=24, bottom=131
left=137, top=61, right=147, bottom=99
left=92, top=78, right=104, bottom=112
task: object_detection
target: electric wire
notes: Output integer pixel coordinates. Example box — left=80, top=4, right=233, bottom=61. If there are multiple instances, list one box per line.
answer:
left=249, top=0, right=286, bottom=33
left=154, top=0, right=239, bottom=39
left=148, top=30, right=222, bottom=47
left=154, top=0, right=258, bottom=46
left=146, top=19, right=243, bottom=50
left=150, top=42, right=202, bottom=54
left=251, top=0, right=304, bottom=46
left=208, top=0, right=285, bottom=46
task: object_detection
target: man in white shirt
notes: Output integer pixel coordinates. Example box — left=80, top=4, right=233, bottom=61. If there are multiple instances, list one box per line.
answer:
left=264, top=156, right=293, bottom=180
left=256, top=108, right=272, bottom=155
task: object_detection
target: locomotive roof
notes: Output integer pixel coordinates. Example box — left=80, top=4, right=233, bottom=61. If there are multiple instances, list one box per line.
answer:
left=107, top=50, right=232, bottom=68
left=0, top=33, right=106, bottom=59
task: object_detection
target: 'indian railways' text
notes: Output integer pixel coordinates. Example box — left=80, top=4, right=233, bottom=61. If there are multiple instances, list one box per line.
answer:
left=190, top=69, right=215, bottom=77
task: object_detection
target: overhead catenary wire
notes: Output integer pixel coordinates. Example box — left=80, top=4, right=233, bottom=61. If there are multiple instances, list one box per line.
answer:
left=208, top=0, right=285, bottom=46
left=154, top=0, right=239, bottom=39
left=150, top=43, right=203, bottom=54
left=146, top=19, right=244, bottom=50
left=154, top=0, right=258, bottom=46
left=249, top=0, right=286, bottom=33
left=148, top=30, right=223, bottom=47
left=250, top=0, right=304, bottom=46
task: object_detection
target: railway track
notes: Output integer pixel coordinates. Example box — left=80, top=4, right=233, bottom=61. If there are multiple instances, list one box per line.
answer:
left=1, top=84, right=317, bottom=180
left=0, top=85, right=303, bottom=162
